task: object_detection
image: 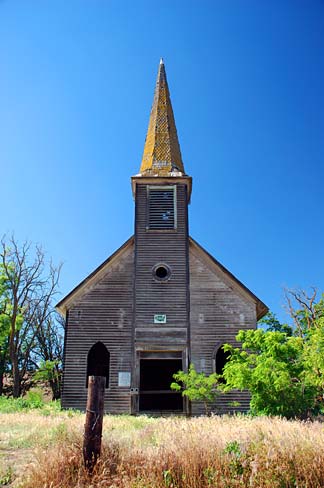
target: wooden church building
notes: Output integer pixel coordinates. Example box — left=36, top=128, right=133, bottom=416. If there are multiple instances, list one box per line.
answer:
left=57, top=60, right=268, bottom=415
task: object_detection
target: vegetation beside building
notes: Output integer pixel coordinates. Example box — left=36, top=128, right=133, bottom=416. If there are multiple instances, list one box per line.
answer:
left=0, top=235, right=63, bottom=400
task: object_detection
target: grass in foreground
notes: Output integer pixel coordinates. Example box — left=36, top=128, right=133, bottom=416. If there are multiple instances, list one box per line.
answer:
left=2, top=413, right=322, bottom=488
left=0, top=395, right=80, bottom=487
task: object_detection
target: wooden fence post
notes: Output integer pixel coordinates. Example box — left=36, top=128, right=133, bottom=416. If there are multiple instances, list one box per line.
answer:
left=83, top=375, right=105, bottom=472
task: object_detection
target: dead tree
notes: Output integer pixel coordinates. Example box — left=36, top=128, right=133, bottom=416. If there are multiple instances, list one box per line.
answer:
left=285, top=287, right=324, bottom=336
left=0, top=235, right=61, bottom=397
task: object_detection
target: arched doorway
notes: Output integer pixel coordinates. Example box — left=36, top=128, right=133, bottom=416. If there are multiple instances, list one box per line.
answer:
left=214, top=344, right=230, bottom=377
left=86, top=342, right=110, bottom=388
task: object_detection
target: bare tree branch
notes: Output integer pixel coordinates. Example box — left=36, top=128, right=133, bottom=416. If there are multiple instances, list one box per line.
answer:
left=0, top=235, right=62, bottom=397
left=284, top=287, right=322, bottom=335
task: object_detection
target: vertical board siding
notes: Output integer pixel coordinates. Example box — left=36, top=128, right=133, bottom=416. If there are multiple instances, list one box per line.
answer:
left=189, top=243, right=256, bottom=415
left=61, top=245, right=134, bottom=412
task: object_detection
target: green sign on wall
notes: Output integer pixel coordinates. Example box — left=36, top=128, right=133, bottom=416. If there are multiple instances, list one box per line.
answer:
left=154, top=314, right=167, bottom=324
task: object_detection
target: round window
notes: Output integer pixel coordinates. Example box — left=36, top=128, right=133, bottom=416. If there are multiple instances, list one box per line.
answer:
left=152, top=263, right=171, bottom=282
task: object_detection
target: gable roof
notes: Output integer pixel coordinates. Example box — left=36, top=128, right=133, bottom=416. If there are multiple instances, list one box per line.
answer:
left=56, top=235, right=268, bottom=321
left=56, top=236, right=134, bottom=316
left=189, top=237, right=268, bottom=320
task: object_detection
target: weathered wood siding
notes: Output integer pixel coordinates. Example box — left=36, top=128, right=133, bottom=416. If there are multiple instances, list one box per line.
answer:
left=132, top=182, right=190, bottom=413
left=189, top=242, right=257, bottom=415
left=61, top=244, right=134, bottom=412
left=61, top=179, right=262, bottom=415
left=134, top=183, right=190, bottom=347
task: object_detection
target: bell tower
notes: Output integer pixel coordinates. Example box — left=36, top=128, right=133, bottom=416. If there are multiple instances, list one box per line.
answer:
left=131, top=60, right=192, bottom=413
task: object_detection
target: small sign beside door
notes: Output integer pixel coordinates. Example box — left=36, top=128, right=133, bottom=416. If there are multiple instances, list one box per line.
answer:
left=154, top=314, right=167, bottom=324
left=118, top=372, right=131, bottom=387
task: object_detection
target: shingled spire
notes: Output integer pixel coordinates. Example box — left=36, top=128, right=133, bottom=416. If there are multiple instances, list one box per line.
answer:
left=139, top=59, right=185, bottom=176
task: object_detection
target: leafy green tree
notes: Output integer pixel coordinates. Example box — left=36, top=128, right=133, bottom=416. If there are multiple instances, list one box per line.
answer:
left=258, top=311, right=293, bottom=336
left=0, top=266, right=11, bottom=394
left=222, top=329, right=317, bottom=418
left=301, top=316, right=324, bottom=412
left=0, top=265, right=24, bottom=394
left=34, top=360, right=62, bottom=399
left=171, top=363, right=221, bottom=415
left=173, top=289, right=324, bottom=419
left=32, top=313, right=64, bottom=399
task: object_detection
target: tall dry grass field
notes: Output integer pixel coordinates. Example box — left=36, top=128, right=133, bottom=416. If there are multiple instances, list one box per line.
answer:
left=7, top=414, right=322, bottom=488
left=0, top=409, right=82, bottom=486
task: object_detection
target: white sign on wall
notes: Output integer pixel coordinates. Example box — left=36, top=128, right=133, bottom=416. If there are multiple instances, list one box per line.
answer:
left=118, top=372, right=131, bottom=387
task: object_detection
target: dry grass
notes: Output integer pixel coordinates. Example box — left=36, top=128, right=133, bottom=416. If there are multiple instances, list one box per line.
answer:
left=0, top=410, right=82, bottom=486
left=8, top=414, right=323, bottom=488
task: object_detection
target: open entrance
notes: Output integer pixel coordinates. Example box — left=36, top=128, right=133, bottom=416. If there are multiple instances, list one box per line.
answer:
left=139, top=358, right=183, bottom=412
left=214, top=344, right=230, bottom=382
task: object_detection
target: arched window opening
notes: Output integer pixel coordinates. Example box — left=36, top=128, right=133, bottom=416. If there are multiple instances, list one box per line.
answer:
left=215, top=345, right=230, bottom=378
left=86, top=342, right=110, bottom=388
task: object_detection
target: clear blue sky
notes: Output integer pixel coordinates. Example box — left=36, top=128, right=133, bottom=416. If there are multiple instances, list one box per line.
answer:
left=1, top=1, right=323, bottom=322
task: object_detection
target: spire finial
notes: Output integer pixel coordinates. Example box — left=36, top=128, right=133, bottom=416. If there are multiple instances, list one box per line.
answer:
left=139, top=60, right=185, bottom=176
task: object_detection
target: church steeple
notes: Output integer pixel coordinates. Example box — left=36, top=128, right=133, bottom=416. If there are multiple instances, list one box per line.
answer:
left=139, top=59, right=185, bottom=176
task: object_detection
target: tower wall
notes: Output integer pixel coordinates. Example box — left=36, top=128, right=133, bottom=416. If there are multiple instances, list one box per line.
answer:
left=132, top=181, right=190, bottom=413
left=133, top=183, right=190, bottom=332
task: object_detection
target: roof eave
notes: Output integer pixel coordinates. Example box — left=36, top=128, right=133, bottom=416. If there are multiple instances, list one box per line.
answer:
left=131, top=175, right=192, bottom=202
left=189, top=236, right=268, bottom=321
left=56, top=236, right=134, bottom=316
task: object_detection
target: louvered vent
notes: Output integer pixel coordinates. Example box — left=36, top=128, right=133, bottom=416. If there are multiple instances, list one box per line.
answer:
left=148, top=187, right=176, bottom=229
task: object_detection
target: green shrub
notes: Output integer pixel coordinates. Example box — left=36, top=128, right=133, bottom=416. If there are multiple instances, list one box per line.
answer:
left=0, top=394, right=61, bottom=413
left=171, top=363, right=221, bottom=415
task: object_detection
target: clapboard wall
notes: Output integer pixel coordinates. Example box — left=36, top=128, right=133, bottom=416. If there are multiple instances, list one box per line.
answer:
left=61, top=244, right=134, bottom=412
left=134, top=182, right=190, bottom=345
left=189, top=240, right=257, bottom=415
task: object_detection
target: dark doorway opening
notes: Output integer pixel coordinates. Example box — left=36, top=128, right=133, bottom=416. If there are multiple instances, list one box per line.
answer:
left=139, top=358, right=183, bottom=411
left=86, top=342, right=110, bottom=388
left=215, top=345, right=230, bottom=377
